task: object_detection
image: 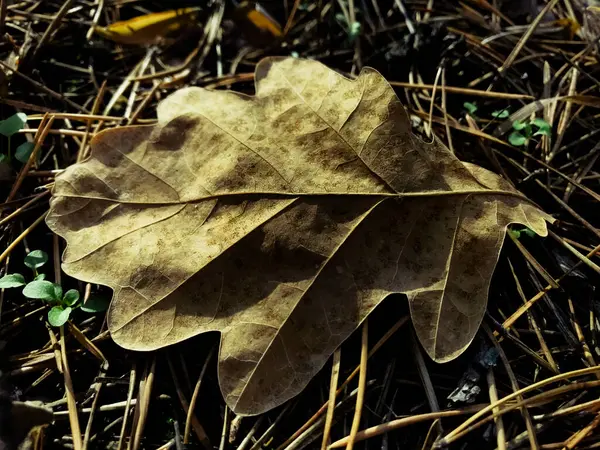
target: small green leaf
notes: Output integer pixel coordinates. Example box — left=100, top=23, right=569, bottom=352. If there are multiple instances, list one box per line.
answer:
left=509, top=131, right=528, bottom=146
left=35, top=273, right=46, bottom=281
left=491, top=110, right=509, bottom=119
left=517, top=227, right=536, bottom=238
left=54, top=284, right=63, bottom=300
left=463, top=102, right=478, bottom=115
left=48, top=306, right=71, bottom=327
left=0, top=273, right=26, bottom=288
left=348, top=21, right=361, bottom=41
left=0, top=113, right=27, bottom=137
left=23, top=280, right=60, bottom=301
left=63, top=289, right=80, bottom=307
left=512, top=120, right=527, bottom=131
left=532, top=118, right=551, bottom=136
left=80, top=296, right=110, bottom=313
left=24, top=250, right=48, bottom=270
left=508, top=229, right=521, bottom=239
left=0, top=154, right=6, bottom=163
left=15, top=142, right=34, bottom=163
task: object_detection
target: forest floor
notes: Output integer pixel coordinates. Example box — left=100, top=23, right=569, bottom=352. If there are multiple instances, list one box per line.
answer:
left=1, top=1, right=600, bottom=449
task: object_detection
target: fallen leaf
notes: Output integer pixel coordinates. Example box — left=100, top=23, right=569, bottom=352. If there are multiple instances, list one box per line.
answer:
left=94, top=8, right=200, bottom=45
left=47, top=57, right=552, bottom=416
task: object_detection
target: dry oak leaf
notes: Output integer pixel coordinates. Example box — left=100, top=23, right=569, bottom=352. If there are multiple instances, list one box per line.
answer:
left=47, top=57, right=552, bottom=416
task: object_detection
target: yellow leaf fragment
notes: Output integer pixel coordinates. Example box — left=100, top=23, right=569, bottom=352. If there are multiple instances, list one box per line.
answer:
left=232, top=2, right=282, bottom=46
left=94, top=7, right=200, bottom=45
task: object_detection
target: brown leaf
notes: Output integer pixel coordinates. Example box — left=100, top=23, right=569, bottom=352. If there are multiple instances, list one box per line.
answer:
left=46, top=57, right=552, bottom=416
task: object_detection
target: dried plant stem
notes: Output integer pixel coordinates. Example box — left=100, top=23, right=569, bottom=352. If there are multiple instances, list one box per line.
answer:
left=184, top=346, right=215, bottom=444
left=167, top=354, right=211, bottom=449
left=0, top=61, right=88, bottom=112
left=0, top=211, right=48, bottom=265
left=60, top=325, right=83, bottom=450
left=441, top=367, right=600, bottom=445
left=283, top=0, right=302, bottom=35
left=320, top=348, right=341, bottom=450
left=389, top=81, right=534, bottom=99
left=30, top=0, right=75, bottom=62
left=486, top=369, right=506, bottom=450
left=8, top=116, right=55, bottom=202
left=345, top=320, right=368, bottom=450
left=499, top=0, right=560, bottom=72
left=77, top=81, right=106, bottom=163
left=276, top=315, right=408, bottom=450
left=329, top=405, right=486, bottom=448
left=131, top=357, right=156, bottom=450
left=562, top=411, right=600, bottom=450
left=0, top=190, right=49, bottom=226
left=117, top=365, right=136, bottom=450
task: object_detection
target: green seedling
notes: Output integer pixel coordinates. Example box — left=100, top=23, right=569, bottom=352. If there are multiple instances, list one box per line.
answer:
left=508, top=226, right=537, bottom=240
left=0, top=113, right=29, bottom=163
left=0, top=249, right=49, bottom=289
left=0, top=249, right=109, bottom=327
left=23, top=281, right=78, bottom=327
left=463, top=102, right=478, bottom=116
left=24, top=249, right=48, bottom=277
left=509, top=117, right=551, bottom=147
left=0, top=113, right=27, bottom=137
left=15, top=142, right=34, bottom=163
left=334, top=12, right=361, bottom=42
left=491, top=109, right=510, bottom=119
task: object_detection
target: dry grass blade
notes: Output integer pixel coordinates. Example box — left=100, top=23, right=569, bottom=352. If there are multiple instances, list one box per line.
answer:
left=345, top=321, right=368, bottom=450
left=276, top=315, right=408, bottom=450
left=184, top=346, right=215, bottom=446
left=60, top=325, right=83, bottom=450
left=328, top=405, right=486, bottom=448
left=486, top=369, right=506, bottom=450
left=320, top=348, right=341, bottom=450
left=441, top=366, right=600, bottom=445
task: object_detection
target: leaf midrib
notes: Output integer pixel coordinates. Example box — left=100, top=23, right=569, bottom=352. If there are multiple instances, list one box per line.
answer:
left=55, top=188, right=535, bottom=206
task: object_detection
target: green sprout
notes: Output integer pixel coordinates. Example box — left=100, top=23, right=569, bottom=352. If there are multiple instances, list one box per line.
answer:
left=334, top=12, right=361, bottom=42
left=0, top=113, right=31, bottom=163
left=508, top=117, right=551, bottom=147
left=463, top=102, right=478, bottom=116
left=0, top=249, right=108, bottom=327
left=491, top=109, right=510, bottom=119
left=508, top=226, right=537, bottom=240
